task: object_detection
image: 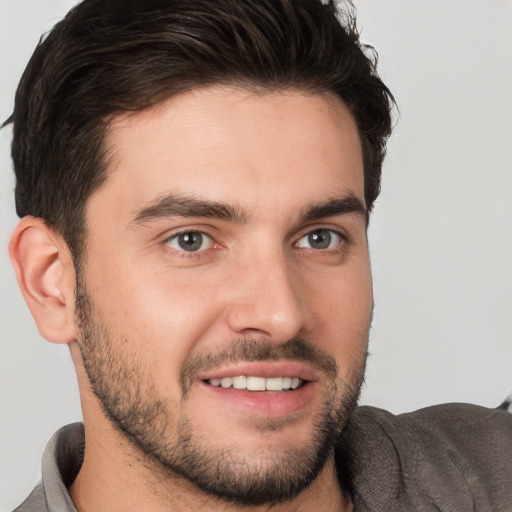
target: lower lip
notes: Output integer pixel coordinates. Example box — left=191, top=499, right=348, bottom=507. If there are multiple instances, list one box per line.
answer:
left=199, top=381, right=318, bottom=418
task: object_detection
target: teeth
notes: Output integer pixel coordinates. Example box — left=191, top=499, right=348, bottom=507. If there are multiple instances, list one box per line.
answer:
left=232, top=376, right=247, bottom=389
left=220, top=377, right=232, bottom=388
left=247, top=376, right=266, bottom=391
left=207, top=376, right=303, bottom=391
left=265, top=377, right=283, bottom=391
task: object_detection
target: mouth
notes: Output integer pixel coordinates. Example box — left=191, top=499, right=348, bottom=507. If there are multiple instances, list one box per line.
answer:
left=197, top=362, right=318, bottom=418
left=206, top=376, right=305, bottom=392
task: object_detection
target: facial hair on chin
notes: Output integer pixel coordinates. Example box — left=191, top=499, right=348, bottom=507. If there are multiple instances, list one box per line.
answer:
left=74, top=278, right=367, bottom=507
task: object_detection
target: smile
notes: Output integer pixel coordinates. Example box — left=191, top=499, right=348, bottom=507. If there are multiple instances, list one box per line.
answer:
left=206, top=376, right=304, bottom=391
left=198, top=363, right=318, bottom=417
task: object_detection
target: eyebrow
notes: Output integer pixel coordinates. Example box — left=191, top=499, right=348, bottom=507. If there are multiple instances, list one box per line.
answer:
left=131, top=194, right=249, bottom=225
left=131, top=192, right=366, bottom=226
left=300, top=195, right=367, bottom=223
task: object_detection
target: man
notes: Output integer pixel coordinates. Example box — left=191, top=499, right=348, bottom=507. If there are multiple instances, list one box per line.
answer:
left=4, top=0, right=511, bottom=511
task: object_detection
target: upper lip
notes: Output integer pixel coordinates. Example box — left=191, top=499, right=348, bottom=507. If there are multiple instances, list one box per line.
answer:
left=197, top=360, right=319, bottom=383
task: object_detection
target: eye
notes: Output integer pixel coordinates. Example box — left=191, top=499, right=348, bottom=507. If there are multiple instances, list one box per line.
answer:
left=295, top=229, right=343, bottom=250
left=165, top=231, right=213, bottom=252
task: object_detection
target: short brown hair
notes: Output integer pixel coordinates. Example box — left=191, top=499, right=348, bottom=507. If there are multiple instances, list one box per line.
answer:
left=6, top=0, right=394, bottom=260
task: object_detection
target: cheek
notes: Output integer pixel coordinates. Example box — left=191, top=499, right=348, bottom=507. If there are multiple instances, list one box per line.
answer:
left=83, top=254, right=228, bottom=365
left=307, top=259, right=372, bottom=364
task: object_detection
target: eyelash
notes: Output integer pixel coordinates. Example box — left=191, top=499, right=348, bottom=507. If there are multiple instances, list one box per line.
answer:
left=294, top=228, right=345, bottom=251
left=161, top=227, right=346, bottom=258
left=163, top=230, right=215, bottom=256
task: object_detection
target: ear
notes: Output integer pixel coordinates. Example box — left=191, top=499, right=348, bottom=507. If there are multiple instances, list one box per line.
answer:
left=9, top=216, right=77, bottom=344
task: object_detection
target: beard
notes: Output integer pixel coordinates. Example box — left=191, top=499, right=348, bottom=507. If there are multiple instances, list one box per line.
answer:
left=75, top=278, right=367, bottom=507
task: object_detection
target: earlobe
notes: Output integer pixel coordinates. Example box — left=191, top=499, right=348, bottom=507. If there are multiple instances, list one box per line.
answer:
left=9, top=216, right=77, bottom=344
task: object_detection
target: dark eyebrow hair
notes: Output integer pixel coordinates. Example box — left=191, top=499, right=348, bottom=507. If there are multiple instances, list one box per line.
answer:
left=131, top=194, right=249, bottom=225
left=300, top=195, right=367, bottom=223
left=131, top=192, right=366, bottom=227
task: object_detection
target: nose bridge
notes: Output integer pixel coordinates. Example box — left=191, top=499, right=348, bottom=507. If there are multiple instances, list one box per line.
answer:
left=225, top=242, right=307, bottom=342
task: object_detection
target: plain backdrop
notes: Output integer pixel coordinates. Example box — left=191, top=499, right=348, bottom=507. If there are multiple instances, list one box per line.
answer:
left=1, top=1, right=511, bottom=510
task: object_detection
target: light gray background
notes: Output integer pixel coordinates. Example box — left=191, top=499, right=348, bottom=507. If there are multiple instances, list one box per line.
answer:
left=1, top=1, right=511, bottom=510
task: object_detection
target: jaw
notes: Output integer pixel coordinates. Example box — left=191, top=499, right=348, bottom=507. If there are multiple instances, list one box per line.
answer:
left=178, top=368, right=353, bottom=458
left=71, top=343, right=361, bottom=511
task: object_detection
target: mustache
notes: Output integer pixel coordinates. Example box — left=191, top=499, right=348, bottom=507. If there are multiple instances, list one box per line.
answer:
left=180, top=337, right=339, bottom=395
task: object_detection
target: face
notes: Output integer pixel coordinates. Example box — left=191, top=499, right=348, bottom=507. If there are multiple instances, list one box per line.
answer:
left=76, top=86, right=372, bottom=505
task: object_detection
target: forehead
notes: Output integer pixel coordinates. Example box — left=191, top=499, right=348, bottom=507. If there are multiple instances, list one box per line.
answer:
left=92, top=86, right=364, bottom=222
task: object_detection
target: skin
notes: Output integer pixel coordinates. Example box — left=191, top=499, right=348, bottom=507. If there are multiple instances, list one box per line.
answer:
left=11, top=86, right=372, bottom=511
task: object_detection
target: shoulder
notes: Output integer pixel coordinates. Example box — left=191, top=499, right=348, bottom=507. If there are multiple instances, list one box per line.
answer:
left=356, top=402, right=512, bottom=463
left=11, top=423, right=83, bottom=512
left=12, top=483, right=46, bottom=512
left=337, top=404, right=512, bottom=511
left=353, top=402, right=512, bottom=444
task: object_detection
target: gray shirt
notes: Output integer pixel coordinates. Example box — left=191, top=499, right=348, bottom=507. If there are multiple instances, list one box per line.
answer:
left=13, top=404, right=512, bottom=511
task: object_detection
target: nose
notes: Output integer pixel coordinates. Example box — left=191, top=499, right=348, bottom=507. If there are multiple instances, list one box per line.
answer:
left=224, top=248, right=310, bottom=343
